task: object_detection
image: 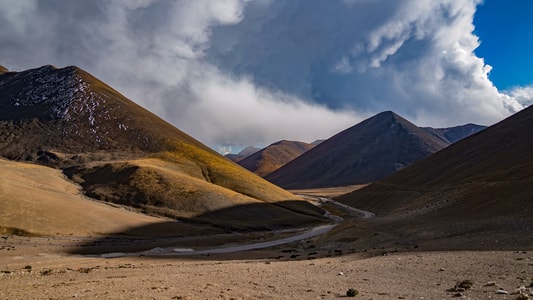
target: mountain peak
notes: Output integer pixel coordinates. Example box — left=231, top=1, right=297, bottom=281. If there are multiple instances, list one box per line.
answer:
left=372, top=110, right=411, bottom=125
left=265, top=111, right=450, bottom=188
left=0, top=64, right=193, bottom=160
left=0, top=65, right=89, bottom=118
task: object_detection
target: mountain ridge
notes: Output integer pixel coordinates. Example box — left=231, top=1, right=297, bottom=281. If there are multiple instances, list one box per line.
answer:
left=337, top=105, right=533, bottom=215
left=225, top=146, right=260, bottom=162
left=329, top=106, right=533, bottom=251
left=423, top=123, right=486, bottom=144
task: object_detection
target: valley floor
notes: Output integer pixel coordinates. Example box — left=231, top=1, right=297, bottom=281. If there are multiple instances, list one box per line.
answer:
left=1, top=236, right=532, bottom=299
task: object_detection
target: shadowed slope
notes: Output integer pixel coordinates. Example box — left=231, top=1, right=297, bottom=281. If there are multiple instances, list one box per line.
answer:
left=337, top=105, right=533, bottom=216
left=238, top=140, right=314, bottom=177
left=329, top=106, right=533, bottom=251
left=265, top=111, right=449, bottom=188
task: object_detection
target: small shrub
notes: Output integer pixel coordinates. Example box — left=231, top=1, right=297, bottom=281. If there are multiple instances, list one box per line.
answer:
left=40, top=269, right=52, bottom=276
left=346, top=288, right=359, bottom=297
left=77, top=267, right=93, bottom=274
left=457, top=280, right=474, bottom=290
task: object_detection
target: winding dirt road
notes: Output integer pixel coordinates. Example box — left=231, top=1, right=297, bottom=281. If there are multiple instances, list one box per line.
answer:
left=98, top=197, right=373, bottom=258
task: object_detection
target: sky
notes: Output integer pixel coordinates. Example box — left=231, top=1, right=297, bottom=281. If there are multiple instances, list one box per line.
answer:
left=1, top=0, right=532, bottom=153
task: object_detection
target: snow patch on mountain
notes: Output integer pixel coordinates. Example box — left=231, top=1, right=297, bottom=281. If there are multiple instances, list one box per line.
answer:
left=0, top=65, right=131, bottom=146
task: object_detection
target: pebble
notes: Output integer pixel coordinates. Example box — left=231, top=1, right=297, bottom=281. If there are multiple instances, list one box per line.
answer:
left=452, top=292, right=463, bottom=298
left=496, top=288, right=509, bottom=295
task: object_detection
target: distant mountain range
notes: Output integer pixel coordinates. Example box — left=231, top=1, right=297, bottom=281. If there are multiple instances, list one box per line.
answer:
left=265, top=111, right=485, bottom=189
left=423, top=123, right=487, bottom=143
left=225, top=146, right=260, bottom=162
left=237, top=140, right=314, bottom=177
left=0, top=65, right=325, bottom=235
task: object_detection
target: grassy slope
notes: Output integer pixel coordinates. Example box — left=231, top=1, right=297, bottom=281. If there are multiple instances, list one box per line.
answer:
left=0, top=158, right=197, bottom=236
left=0, top=66, right=326, bottom=235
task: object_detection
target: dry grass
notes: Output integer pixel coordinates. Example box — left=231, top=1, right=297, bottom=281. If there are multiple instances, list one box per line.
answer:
left=0, top=158, right=176, bottom=236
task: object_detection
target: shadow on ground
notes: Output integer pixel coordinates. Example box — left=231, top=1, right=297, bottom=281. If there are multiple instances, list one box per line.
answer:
left=67, top=200, right=330, bottom=256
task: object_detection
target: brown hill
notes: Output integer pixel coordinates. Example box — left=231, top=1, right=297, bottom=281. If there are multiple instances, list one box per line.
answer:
left=332, top=105, right=533, bottom=250
left=265, top=111, right=449, bottom=189
left=0, top=65, right=326, bottom=235
left=0, top=65, right=7, bottom=74
left=238, top=140, right=314, bottom=177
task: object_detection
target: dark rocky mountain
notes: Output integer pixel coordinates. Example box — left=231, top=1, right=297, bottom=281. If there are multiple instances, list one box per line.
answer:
left=238, top=140, right=314, bottom=177
left=0, top=65, right=195, bottom=162
left=265, top=111, right=449, bottom=189
left=225, top=146, right=260, bottom=162
left=334, top=106, right=533, bottom=250
left=0, top=65, right=326, bottom=232
left=424, top=123, right=486, bottom=143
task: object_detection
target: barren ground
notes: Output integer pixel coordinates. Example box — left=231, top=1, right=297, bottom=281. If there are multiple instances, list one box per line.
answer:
left=1, top=175, right=532, bottom=299
left=1, top=238, right=532, bottom=299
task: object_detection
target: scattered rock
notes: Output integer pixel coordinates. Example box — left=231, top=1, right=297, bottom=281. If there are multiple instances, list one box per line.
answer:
left=346, top=288, right=358, bottom=297
left=452, top=292, right=463, bottom=298
left=485, top=282, right=497, bottom=287
left=513, top=286, right=527, bottom=295
left=496, top=288, right=509, bottom=295
left=515, top=294, right=530, bottom=300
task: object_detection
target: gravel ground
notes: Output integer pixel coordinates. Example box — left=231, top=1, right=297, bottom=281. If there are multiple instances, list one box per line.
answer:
left=1, top=236, right=532, bottom=299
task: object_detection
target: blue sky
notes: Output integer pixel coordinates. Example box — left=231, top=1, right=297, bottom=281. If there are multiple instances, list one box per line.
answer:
left=0, top=0, right=531, bottom=153
left=474, top=0, right=533, bottom=89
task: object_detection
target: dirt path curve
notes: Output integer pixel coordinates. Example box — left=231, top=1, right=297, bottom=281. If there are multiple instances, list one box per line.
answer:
left=97, top=196, right=373, bottom=258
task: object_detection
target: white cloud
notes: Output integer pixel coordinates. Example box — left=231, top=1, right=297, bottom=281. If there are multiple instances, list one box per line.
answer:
left=503, top=86, right=533, bottom=107
left=0, top=0, right=529, bottom=151
left=183, top=65, right=360, bottom=146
